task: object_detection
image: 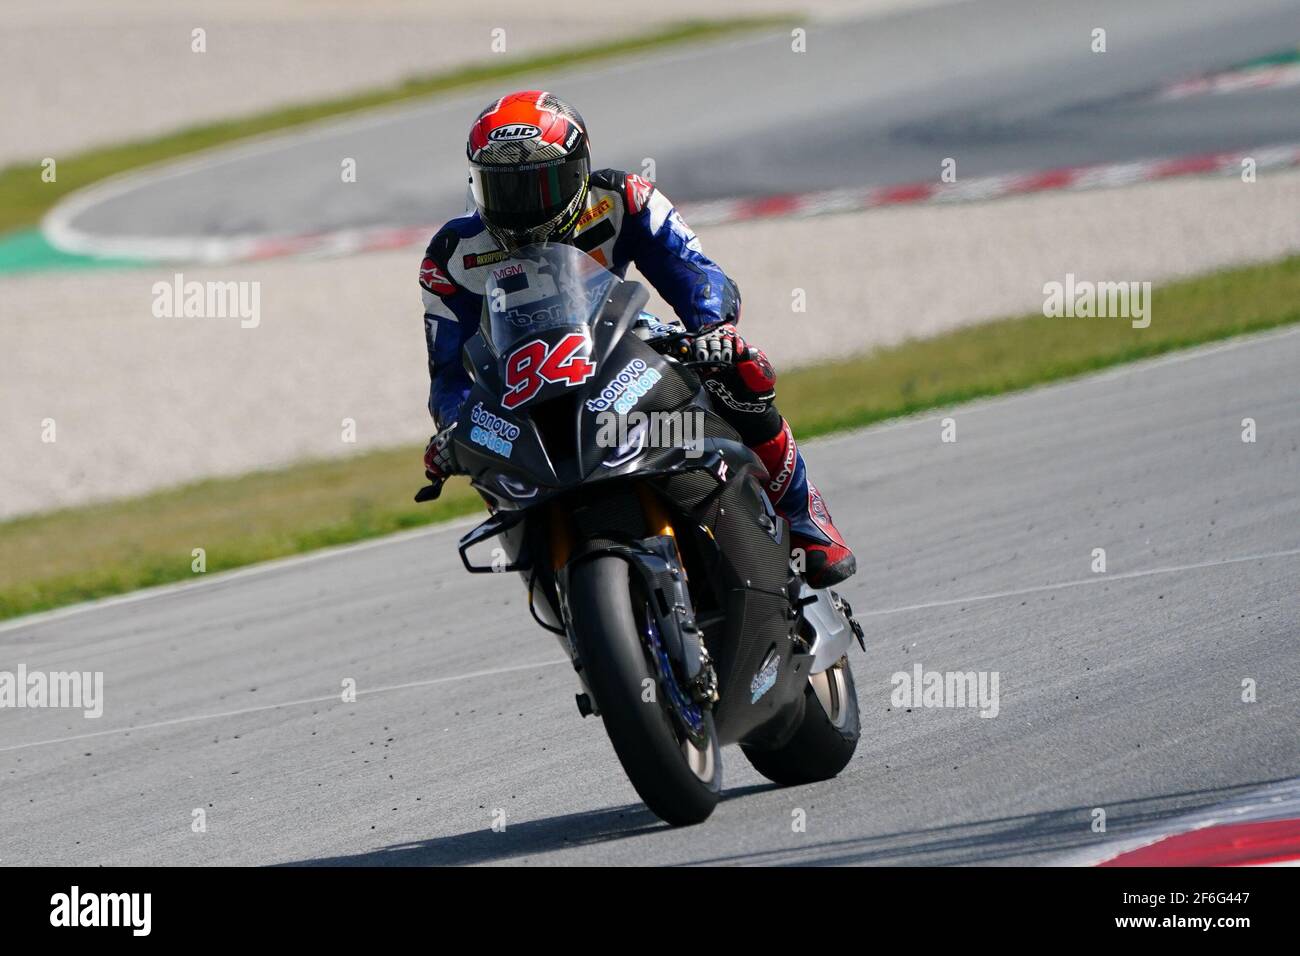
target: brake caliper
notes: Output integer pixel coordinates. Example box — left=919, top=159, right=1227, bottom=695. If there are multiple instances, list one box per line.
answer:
left=641, top=536, right=718, bottom=706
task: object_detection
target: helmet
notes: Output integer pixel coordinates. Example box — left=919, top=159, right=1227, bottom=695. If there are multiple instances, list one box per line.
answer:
left=466, top=91, right=590, bottom=250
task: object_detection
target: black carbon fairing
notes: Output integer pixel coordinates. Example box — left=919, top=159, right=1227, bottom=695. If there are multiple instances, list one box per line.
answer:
left=453, top=243, right=807, bottom=749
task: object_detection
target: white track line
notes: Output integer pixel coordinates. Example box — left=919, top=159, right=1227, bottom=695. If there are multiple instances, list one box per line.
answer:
left=0, top=658, right=567, bottom=755
left=2, top=325, right=1294, bottom=636
left=0, top=515, right=482, bottom=636
left=811, top=324, right=1300, bottom=449
left=5, top=553, right=1292, bottom=753
left=71, top=143, right=1300, bottom=263
left=16, top=550, right=1291, bottom=754
left=858, top=548, right=1300, bottom=618
left=39, top=26, right=790, bottom=264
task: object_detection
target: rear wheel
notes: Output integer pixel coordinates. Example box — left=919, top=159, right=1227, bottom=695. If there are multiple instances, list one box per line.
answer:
left=569, top=555, right=721, bottom=826
left=741, top=656, right=860, bottom=786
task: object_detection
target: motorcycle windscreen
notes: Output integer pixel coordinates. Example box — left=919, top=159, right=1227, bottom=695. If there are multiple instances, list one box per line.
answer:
left=485, top=243, right=617, bottom=412
left=485, top=243, right=616, bottom=353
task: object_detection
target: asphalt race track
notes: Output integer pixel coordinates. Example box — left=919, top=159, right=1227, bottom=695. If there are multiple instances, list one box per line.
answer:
left=2, top=328, right=1296, bottom=866
left=50, top=0, right=1300, bottom=247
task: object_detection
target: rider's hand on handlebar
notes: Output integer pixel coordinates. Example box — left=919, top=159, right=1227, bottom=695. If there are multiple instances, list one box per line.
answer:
left=415, top=426, right=460, bottom=503
left=686, top=324, right=778, bottom=397
left=692, top=324, right=747, bottom=366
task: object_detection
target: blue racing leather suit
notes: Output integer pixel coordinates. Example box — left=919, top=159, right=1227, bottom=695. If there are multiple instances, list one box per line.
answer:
left=418, top=169, right=852, bottom=575
left=420, top=169, right=739, bottom=430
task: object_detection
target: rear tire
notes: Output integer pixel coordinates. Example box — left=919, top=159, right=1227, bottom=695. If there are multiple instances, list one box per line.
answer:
left=741, top=656, right=860, bottom=786
left=569, top=556, right=721, bottom=826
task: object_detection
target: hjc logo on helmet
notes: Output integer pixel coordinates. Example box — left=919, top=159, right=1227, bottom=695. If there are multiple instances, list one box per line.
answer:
left=488, top=124, right=541, bottom=142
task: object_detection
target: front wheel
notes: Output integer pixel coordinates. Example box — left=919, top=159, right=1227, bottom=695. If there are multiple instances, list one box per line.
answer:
left=741, top=656, right=860, bottom=786
left=569, top=555, right=721, bottom=826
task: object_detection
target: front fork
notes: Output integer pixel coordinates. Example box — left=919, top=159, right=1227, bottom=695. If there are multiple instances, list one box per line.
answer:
left=548, top=485, right=719, bottom=718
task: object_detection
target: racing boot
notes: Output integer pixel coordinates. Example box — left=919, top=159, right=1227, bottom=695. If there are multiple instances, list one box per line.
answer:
left=751, top=418, right=856, bottom=588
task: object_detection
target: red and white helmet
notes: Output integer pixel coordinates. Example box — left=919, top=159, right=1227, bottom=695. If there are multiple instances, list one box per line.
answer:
left=466, top=90, right=591, bottom=250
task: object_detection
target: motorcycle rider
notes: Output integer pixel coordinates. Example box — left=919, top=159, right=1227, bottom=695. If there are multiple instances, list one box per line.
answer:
left=419, top=90, right=855, bottom=587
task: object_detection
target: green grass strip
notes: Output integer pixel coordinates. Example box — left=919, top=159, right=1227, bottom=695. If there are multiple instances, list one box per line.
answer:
left=1, top=254, right=1297, bottom=620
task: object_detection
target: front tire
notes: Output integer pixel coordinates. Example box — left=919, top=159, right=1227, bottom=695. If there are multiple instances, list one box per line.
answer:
left=741, top=656, right=860, bottom=786
left=569, top=556, right=721, bottom=826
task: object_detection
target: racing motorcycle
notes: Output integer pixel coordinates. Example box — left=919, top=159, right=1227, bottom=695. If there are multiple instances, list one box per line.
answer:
left=418, top=243, right=864, bottom=826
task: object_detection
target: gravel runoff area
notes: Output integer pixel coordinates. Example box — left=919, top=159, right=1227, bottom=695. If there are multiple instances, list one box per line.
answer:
left=0, top=0, right=943, bottom=167
left=2, top=167, right=1297, bottom=520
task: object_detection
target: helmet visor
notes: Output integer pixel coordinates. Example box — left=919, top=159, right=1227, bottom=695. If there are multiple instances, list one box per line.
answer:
left=470, top=156, right=588, bottom=234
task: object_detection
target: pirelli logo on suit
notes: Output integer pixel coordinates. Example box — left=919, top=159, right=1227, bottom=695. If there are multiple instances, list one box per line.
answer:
left=576, top=197, right=613, bottom=231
